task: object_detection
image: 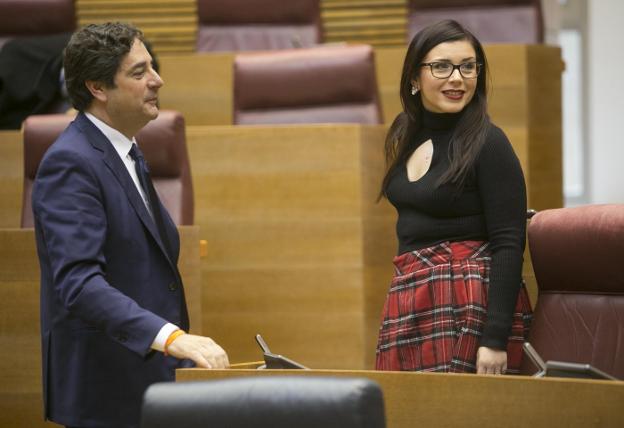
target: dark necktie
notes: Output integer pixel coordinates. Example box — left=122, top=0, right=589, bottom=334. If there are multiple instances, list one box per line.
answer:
left=129, top=143, right=189, bottom=329
left=129, top=143, right=175, bottom=263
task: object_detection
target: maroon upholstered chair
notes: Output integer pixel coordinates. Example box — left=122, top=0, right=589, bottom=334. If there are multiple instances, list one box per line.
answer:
left=0, top=0, right=75, bottom=48
left=196, top=0, right=321, bottom=52
left=233, top=44, right=383, bottom=125
left=524, top=205, right=624, bottom=379
left=21, top=111, right=194, bottom=227
left=408, top=0, right=543, bottom=44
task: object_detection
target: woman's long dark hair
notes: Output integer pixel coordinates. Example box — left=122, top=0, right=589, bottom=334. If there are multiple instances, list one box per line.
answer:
left=380, top=20, right=490, bottom=198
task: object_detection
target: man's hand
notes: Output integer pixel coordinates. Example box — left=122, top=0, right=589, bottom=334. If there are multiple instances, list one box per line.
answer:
left=166, top=334, right=229, bottom=369
left=476, top=346, right=507, bottom=375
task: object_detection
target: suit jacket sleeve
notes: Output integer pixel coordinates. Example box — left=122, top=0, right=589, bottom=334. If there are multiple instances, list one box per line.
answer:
left=33, top=147, right=169, bottom=356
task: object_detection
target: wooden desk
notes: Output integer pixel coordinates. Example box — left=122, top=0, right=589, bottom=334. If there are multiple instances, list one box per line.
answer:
left=186, top=124, right=396, bottom=370
left=178, top=367, right=624, bottom=428
left=0, top=226, right=202, bottom=428
left=0, top=130, right=22, bottom=228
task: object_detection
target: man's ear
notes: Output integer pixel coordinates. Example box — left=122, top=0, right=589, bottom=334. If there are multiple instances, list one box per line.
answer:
left=85, top=80, right=108, bottom=103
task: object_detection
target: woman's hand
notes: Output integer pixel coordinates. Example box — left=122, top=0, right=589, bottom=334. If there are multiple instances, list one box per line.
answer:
left=476, top=346, right=507, bottom=375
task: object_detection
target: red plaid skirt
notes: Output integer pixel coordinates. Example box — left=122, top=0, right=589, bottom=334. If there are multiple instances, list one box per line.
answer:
left=375, top=240, right=532, bottom=373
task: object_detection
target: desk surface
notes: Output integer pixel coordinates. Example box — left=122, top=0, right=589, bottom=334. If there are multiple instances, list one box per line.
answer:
left=178, top=367, right=624, bottom=428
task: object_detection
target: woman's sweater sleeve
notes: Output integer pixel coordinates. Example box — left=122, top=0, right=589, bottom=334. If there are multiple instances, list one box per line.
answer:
left=476, top=125, right=527, bottom=349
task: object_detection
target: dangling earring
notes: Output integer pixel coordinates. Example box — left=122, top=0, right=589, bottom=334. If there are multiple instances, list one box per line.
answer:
left=411, top=84, right=419, bottom=95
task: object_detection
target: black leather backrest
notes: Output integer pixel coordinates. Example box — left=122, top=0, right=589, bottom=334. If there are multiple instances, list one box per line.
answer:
left=141, top=376, right=386, bottom=428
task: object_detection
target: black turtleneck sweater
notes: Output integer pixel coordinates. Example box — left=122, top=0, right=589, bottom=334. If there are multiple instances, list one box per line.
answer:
left=385, top=110, right=527, bottom=350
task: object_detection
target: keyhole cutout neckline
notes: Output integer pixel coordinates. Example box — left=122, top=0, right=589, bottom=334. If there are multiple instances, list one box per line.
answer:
left=406, top=139, right=434, bottom=183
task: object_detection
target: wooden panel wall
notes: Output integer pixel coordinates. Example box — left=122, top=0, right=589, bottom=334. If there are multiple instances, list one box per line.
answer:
left=321, top=0, right=408, bottom=47
left=76, top=0, right=197, bottom=53
left=74, top=0, right=410, bottom=54
left=185, top=124, right=396, bottom=369
left=159, top=53, right=234, bottom=126
left=0, top=130, right=22, bottom=228
left=485, top=44, right=564, bottom=212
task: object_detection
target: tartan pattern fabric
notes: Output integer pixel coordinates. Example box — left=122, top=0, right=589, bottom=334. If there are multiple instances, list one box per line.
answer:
left=375, top=240, right=532, bottom=373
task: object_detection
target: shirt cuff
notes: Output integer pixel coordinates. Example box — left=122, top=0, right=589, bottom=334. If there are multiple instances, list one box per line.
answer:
left=151, top=323, right=180, bottom=352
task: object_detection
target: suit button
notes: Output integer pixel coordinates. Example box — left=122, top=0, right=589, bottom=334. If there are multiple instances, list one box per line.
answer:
left=168, top=282, right=178, bottom=291
left=118, top=332, right=128, bottom=343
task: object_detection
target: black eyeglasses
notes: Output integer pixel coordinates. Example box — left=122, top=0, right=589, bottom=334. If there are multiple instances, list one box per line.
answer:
left=420, top=61, right=482, bottom=79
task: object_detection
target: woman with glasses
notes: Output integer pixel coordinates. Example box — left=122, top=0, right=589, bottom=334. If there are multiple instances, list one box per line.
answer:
left=375, top=20, right=532, bottom=375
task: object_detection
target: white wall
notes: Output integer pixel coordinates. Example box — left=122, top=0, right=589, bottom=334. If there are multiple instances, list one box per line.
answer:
left=587, top=0, right=624, bottom=203
left=542, top=0, right=562, bottom=44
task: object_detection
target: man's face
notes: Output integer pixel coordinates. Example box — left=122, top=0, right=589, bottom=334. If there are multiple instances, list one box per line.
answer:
left=103, top=38, right=163, bottom=135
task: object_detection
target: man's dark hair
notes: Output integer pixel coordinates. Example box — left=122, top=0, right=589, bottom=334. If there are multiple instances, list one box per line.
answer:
left=63, top=22, right=144, bottom=111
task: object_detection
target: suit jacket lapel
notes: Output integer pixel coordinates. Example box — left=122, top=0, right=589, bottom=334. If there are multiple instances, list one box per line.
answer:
left=74, top=113, right=175, bottom=267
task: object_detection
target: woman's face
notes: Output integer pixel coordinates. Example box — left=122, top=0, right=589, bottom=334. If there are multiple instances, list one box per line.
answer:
left=413, top=40, right=478, bottom=114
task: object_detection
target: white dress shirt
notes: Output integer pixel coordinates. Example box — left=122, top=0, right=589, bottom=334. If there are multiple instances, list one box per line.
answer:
left=85, top=112, right=150, bottom=211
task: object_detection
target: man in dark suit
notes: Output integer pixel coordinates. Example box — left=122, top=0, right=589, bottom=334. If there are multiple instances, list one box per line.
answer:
left=32, top=22, right=229, bottom=428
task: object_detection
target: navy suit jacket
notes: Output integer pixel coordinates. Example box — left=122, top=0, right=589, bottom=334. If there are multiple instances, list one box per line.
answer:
left=32, top=113, right=190, bottom=428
